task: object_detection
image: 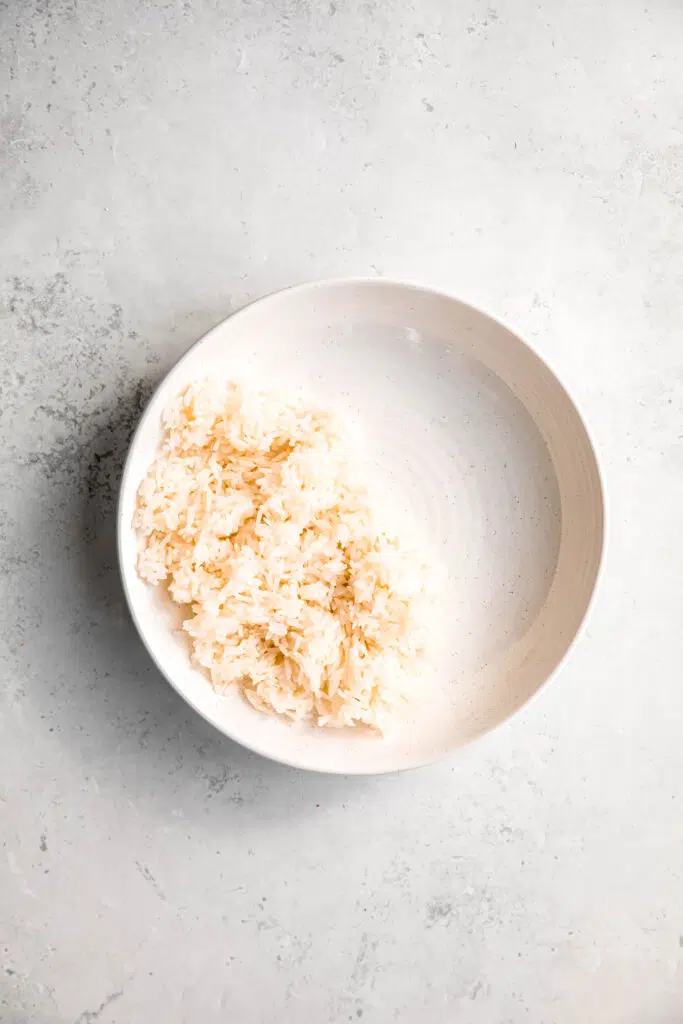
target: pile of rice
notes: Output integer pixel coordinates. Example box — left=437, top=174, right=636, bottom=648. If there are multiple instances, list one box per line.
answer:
left=135, top=380, right=434, bottom=730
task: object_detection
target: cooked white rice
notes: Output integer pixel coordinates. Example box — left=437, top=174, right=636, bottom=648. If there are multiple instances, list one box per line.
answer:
left=134, top=380, right=434, bottom=730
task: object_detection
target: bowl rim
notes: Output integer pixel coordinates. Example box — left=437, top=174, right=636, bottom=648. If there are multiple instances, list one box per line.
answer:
left=116, top=277, right=607, bottom=775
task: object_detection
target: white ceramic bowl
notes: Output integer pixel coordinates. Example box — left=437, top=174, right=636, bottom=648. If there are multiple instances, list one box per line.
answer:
left=118, top=280, right=604, bottom=774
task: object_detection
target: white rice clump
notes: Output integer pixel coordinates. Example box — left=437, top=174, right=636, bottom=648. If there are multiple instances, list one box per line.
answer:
left=135, top=380, right=435, bottom=731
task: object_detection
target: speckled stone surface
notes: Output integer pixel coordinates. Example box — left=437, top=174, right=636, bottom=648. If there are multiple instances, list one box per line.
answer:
left=2, top=1, right=683, bottom=1021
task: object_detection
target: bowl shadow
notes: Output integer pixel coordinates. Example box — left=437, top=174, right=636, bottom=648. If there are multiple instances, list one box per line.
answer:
left=72, top=317, right=371, bottom=819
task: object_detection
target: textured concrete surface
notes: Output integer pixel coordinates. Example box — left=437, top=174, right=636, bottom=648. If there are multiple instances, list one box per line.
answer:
left=2, top=0, right=683, bottom=1021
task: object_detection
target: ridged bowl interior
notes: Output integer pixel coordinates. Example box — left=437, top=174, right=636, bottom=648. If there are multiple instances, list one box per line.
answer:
left=118, top=280, right=604, bottom=774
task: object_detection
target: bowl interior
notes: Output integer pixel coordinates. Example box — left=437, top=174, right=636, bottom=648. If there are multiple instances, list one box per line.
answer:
left=118, top=280, right=604, bottom=773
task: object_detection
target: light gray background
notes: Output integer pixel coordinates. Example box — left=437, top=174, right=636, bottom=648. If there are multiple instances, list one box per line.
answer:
left=1, top=1, right=682, bottom=1022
